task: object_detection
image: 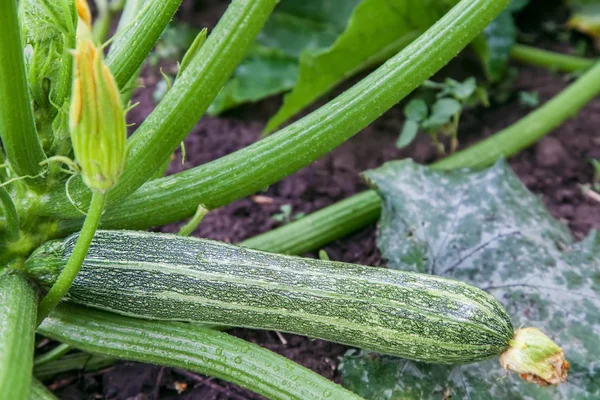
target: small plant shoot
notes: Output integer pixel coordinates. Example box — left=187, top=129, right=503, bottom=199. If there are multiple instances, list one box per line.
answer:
left=0, top=0, right=598, bottom=399
left=397, top=77, right=489, bottom=154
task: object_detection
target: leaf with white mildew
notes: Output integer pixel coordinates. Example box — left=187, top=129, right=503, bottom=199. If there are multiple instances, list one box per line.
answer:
left=340, top=160, right=600, bottom=399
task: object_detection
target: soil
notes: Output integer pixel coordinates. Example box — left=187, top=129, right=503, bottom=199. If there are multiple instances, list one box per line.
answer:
left=46, top=1, right=599, bottom=399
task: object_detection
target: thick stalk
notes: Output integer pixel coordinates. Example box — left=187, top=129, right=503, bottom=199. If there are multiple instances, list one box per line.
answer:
left=511, top=44, right=595, bottom=72
left=107, top=0, right=182, bottom=89
left=28, top=379, right=58, bottom=400
left=0, top=0, right=46, bottom=188
left=37, top=192, right=106, bottom=324
left=241, top=191, right=381, bottom=254
left=39, top=304, right=363, bottom=400
left=44, top=0, right=278, bottom=218
left=240, top=60, right=600, bottom=255
left=0, top=271, right=37, bottom=400
left=48, top=0, right=512, bottom=231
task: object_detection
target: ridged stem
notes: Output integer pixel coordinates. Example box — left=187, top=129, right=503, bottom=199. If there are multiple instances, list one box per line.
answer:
left=42, top=0, right=279, bottom=218
left=106, top=0, right=182, bottom=88
left=37, top=192, right=106, bottom=324
left=114, top=0, right=147, bottom=105
left=511, top=44, right=595, bottom=72
left=0, top=271, right=37, bottom=400
left=240, top=191, right=381, bottom=254
left=38, top=303, right=363, bottom=400
left=47, top=0, right=512, bottom=231
left=0, top=0, right=46, bottom=188
left=242, top=60, right=600, bottom=255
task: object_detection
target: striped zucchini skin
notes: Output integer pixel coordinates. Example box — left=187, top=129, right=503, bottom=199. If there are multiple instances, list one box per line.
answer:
left=25, top=230, right=514, bottom=364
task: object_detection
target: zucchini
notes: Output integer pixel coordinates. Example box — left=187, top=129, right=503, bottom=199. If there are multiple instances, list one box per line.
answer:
left=25, top=230, right=514, bottom=364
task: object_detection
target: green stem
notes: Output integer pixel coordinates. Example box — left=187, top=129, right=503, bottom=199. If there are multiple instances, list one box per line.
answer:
left=28, top=379, right=58, bottom=400
left=37, top=192, right=106, bottom=325
left=39, top=303, right=364, bottom=400
left=34, top=343, right=71, bottom=367
left=0, top=186, right=20, bottom=241
left=178, top=204, right=208, bottom=236
left=114, top=0, right=148, bottom=105
left=0, top=271, right=37, bottom=400
left=43, top=0, right=279, bottom=218
left=434, top=61, right=600, bottom=169
left=241, top=60, right=600, bottom=255
left=511, top=44, right=595, bottom=72
left=34, top=352, right=117, bottom=381
left=107, top=0, right=182, bottom=89
left=0, top=0, right=47, bottom=188
left=240, top=191, right=381, bottom=254
left=48, top=0, right=512, bottom=231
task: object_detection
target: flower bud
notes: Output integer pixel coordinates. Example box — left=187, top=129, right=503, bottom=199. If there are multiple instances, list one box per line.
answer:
left=500, top=327, right=569, bottom=386
left=69, top=37, right=126, bottom=193
left=76, top=0, right=92, bottom=28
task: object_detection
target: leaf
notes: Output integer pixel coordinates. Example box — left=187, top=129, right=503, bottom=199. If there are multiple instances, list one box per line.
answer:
left=340, top=160, right=600, bottom=399
left=397, top=120, right=420, bottom=149
left=262, top=0, right=458, bottom=133
left=208, top=0, right=361, bottom=115
left=19, top=0, right=75, bottom=42
left=19, top=0, right=76, bottom=152
left=420, top=98, right=460, bottom=131
left=431, top=98, right=461, bottom=118
left=519, top=90, right=539, bottom=107
left=438, top=77, right=477, bottom=101
left=472, top=0, right=529, bottom=81
left=404, top=99, right=428, bottom=122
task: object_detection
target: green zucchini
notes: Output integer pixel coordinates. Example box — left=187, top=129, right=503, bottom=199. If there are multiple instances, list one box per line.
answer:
left=25, top=230, right=514, bottom=364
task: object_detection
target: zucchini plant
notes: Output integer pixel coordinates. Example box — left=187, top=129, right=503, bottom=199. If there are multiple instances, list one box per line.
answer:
left=0, top=0, right=596, bottom=398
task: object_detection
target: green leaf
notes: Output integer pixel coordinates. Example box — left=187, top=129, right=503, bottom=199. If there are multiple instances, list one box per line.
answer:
left=431, top=98, right=461, bottom=118
left=19, top=0, right=76, bottom=125
left=472, top=0, right=529, bottom=81
left=519, top=90, right=540, bottom=107
left=404, top=99, right=428, bottom=121
left=341, top=160, right=600, bottom=399
left=263, top=0, right=458, bottom=133
left=208, top=0, right=360, bottom=115
left=438, top=77, right=477, bottom=101
left=397, top=120, right=420, bottom=149
left=19, top=0, right=75, bottom=42
left=421, top=98, right=460, bottom=131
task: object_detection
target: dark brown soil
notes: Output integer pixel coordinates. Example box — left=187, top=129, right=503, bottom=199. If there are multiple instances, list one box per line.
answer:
left=45, top=2, right=599, bottom=399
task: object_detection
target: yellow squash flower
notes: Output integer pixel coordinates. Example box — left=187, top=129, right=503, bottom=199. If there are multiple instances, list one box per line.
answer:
left=69, top=35, right=126, bottom=193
